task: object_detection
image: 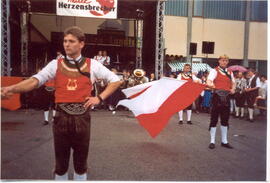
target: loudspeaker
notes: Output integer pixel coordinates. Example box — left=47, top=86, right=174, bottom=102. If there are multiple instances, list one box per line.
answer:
left=208, top=42, right=215, bottom=54
left=189, top=42, right=197, bottom=55
left=202, top=41, right=215, bottom=54
left=202, top=41, right=208, bottom=54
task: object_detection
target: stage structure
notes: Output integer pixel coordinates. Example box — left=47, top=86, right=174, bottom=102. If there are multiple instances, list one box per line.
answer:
left=155, top=0, right=165, bottom=79
left=2, top=0, right=165, bottom=78
left=20, top=8, right=30, bottom=74
left=135, top=8, right=144, bottom=69
left=1, top=0, right=11, bottom=76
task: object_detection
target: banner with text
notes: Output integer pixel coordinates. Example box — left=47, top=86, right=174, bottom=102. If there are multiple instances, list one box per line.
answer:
left=57, top=0, right=117, bottom=19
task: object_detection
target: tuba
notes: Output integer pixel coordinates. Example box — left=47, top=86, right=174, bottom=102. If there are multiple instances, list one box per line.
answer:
left=128, top=69, right=147, bottom=87
left=133, top=69, right=145, bottom=78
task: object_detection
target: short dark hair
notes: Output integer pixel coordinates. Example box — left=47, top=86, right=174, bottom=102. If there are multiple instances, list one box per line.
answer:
left=184, top=63, right=191, bottom=67
left=248, top=68, right=256, bottom=73
left=64, top=26, right=85, bottom=42
left=260, top=75, right=267, bottom=79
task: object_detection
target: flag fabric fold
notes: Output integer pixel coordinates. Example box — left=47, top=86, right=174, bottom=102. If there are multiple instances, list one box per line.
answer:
left=117, top=77, right=206, bottom=138
left=122, top=80, right=158, bottom=99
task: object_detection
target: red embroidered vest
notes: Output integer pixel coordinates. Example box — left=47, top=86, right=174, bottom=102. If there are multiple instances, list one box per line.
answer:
left=214, top=67, right=232, bottom=91
left=55, top=58, right=92, bottom=103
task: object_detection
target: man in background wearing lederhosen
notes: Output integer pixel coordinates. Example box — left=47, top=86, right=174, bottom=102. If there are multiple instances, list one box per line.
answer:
left=102, top=50, right=111, bottom=68
left=244, top=69, right=261, bottom=122
left=206, top=55, right=235, bottom=149
left=41, top=79, right=56, bottom=125
left=1, top=26, right=121, bottom=180
left=177, top=64, right=201, bottom=125
left=93, top=50, right=103, bottom=64
left=234, top=71, right=247, bottom=119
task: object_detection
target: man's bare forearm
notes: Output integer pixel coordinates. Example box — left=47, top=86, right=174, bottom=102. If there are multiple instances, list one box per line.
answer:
left=206, top=80, right=215, bottom=89
left=99, top=81, right=121, bottom=100
left=11, top=77, right=39, bottom=93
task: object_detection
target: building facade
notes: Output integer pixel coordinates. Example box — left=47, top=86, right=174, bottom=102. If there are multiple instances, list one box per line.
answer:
left=163, top=0, right=267, bottom=74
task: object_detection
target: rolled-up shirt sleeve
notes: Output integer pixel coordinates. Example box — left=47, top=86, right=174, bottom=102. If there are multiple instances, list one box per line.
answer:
left=90, top=59, right=120, bottom=83
left=256, top=77, right=261, bottom=88
left=207, top=69, right=217, bottom=81
left=32, top=60, right=57, bottom=87
left=231, top=72, right=235, bottom=83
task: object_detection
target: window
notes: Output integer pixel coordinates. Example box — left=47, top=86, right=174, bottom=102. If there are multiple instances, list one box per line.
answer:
left=203, top=0, right=245, bottom=21
left=193, top=0, right=203, bottom=17
left=165, top=0, right=188, bottom=17
left=250, top=1, right=267, bottom=22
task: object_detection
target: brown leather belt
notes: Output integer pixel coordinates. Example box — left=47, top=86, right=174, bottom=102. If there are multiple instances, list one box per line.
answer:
left=56, top=103, right=89, bottom=115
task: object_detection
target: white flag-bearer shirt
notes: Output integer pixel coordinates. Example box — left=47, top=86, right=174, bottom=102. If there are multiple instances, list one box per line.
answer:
left=33, top=55, right=119, bottom=87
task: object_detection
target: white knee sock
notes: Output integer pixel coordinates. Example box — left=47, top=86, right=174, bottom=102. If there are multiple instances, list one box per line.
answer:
left=240, top=107, right=245, bottom=117
left=55, top=172, right=68, bottom=180
left=248, top=108, right=254, bottom=119
left=74, top=172, right=87, bottom=181
left=235, top=107, right=239, bottom=116
left=44, top=111, right=49, bottom=121
left=178, top=110, right=183, bottom=121
left=221, top=125, right=228, bottom=144
left=210, top=127, right=216, bottom=144
left=52, top=110, right=56, bottom=117
left=187, top=110, right=192, bottom=121
left=230, top=100, right=234, bottom=113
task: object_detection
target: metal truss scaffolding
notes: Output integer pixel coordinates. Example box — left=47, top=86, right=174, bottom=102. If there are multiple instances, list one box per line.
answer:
left=20, top=11, right=29, bottom=74
left=155, top=0, right=165, bottom=79
left=135, top=19, right=143, bottom=69
left=1, top=0, right=11, bottom=76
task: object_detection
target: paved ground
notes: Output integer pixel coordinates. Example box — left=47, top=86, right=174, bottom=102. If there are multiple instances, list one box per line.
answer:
left=1, top=108, right=267, bottom=181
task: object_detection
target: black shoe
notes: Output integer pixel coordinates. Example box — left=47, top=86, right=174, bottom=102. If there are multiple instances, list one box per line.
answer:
left=187, top=121, right=192, bottom=125
left=209, top=143, right=215, bottom=149
left=178, top=120, right=183, bottom=125
left=43, top=121, right=49, bottom=125
left=239, top=116, right=244, bottom=120
left=108, top=105, right=116, bottom=111
left=249, top=119, right=254, bottom=123
left=221, top=143, right=233, bottom=149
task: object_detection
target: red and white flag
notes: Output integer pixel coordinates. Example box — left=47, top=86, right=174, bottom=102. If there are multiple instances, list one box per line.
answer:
left=117, top=77, right=206, bottom=138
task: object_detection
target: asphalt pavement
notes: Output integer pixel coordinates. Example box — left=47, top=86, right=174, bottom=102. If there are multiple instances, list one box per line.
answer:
left=1, top=108, right=267, bottom=181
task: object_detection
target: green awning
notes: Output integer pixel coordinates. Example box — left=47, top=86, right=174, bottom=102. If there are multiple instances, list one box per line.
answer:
left=167, top=62, right=213, bottom=73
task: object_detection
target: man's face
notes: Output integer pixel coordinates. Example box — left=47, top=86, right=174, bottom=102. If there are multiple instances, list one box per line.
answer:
left=247, top=71, right=254, bottom=78
left=237, top=72, right=243, bottom=78
left=63, top=34, right=84, bottom=57
left=183, top=66, right=191, bottom=73
left=260, top=77, right=266, bottom=82
left=218, top=58, right=229, bottom=68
